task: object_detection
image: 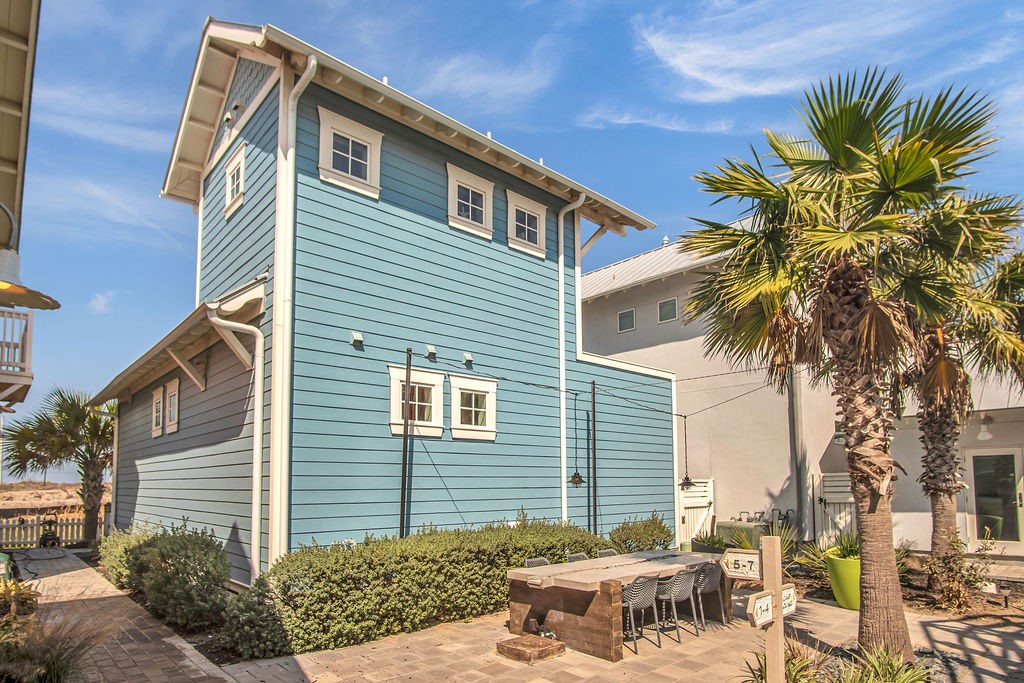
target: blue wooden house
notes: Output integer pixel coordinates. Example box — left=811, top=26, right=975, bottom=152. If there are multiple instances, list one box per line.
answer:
left=92, top=20, right=678, bottom=586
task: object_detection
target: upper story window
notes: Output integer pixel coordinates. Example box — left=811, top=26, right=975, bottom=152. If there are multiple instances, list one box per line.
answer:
left=224, top=144, right=245, bottom=218
left=658, top=298, right=678, bottom=324
left=388, top=365, right=445, bottom=437
left=447, top=163, right=494, bottom=239
left=617, top=309, right=635, bottom=333
left=318, top=106, right=383, bottom=200
left=450, top=374, right=498, bottom=441
left=151, top=387, right=164, bottom=438
left=506, top=190, right=547, bottom=258
left=165, top=378, right=180, bottom=434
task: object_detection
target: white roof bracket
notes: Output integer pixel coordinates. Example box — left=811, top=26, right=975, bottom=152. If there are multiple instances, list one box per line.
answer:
left=167, top=347, right=207, bottom=391
left=581, top=226, right=609, bottom=257
left=211, top=323, right=253, bottom=371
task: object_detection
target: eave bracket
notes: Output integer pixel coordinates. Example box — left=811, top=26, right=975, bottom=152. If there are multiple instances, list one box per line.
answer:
left=167, top=348, right=207, bottom=391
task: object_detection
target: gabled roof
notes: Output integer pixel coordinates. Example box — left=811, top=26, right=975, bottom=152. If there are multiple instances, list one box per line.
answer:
left=163, top=19, right=655, bottom=237
left=0, top=0, right=39, bottom=248
left=581, top=240, right=721, bottom=301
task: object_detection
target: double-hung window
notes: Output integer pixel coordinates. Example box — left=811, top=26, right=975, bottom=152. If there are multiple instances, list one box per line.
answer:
left=151, top=387, right=164, bottom=438
left=224, top=144, right=245, bottom=218
left=318, top=107, right=383, bottom=199
left=165, top=378, right=180, bottom=434
left=447, top=164, right=494, bottom=239
left=506, top=190, right=547, bottom=258
left=388, top=366, right=445, bottom=437
left=449, top=374, right=498, bottom=441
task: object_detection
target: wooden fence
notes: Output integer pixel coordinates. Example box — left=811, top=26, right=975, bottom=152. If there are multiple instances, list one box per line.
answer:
left=0, top=513, right=102, bottom=549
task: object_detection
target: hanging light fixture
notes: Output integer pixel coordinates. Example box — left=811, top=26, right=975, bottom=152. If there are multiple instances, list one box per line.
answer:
left=568, top=470, right=586, bottom=488
left=0, top=203, right=59, bottom=310
left=977, top=413, right=994, bottom=441
left=680, top=414, right=694, bottom=490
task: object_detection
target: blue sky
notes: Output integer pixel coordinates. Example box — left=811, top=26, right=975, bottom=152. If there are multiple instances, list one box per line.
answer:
left=13, top=0, right=1024, bottom=481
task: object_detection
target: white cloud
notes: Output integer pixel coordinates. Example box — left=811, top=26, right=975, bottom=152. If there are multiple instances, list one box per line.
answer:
left=88, top=290, right=114, bottom=314
left=419, top=37, right=560, bottom=113
left=633, top=1, right=956, bottom=103
left=578, top=105, right=734, bottom=133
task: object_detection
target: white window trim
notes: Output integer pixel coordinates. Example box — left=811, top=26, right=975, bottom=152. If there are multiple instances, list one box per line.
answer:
left=317, top=106, right=383, bottom=200
left=657, top=297, right=678, bottom=324
left=388, top=365, right=445, bottom=437
left=151, top=387, right=164, bottom=438
left=165, top=378, right=180, bottom=435
left=506, top=189, right=547, bottom=258
left=449, top=374, right=498, bottom=441
left=617, top=308, right=636, bottom=333
left=447, top=163, right=494, bottom=239
left=224, top=143, right=246, bottom=218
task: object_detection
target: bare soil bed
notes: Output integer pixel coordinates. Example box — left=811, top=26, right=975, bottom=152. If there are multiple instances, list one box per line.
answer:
left=0, top=481, right=110, bottom=516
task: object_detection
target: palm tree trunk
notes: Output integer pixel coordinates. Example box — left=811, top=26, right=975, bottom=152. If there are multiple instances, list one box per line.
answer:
left=78, top=459, right=106, bottom=545
left=929, top=492, right=958, bottom=555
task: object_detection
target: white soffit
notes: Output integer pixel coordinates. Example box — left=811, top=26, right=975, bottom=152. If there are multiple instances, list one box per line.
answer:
left=0, top=0, right=39, bottom=247
left=163, top=19, right=655, bottom=237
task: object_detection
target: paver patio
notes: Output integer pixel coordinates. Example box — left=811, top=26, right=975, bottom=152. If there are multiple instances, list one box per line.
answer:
left=14, top=549, right=1024, bottom=682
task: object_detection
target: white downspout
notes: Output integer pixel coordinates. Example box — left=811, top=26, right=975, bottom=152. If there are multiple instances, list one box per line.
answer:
left=557, top=192, right=585, bottom=522
left=269, top=53, right=317, bottom=563
left=207, top=308, right=265, bottom=581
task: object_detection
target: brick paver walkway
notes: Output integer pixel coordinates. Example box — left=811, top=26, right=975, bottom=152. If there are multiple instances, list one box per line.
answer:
left=16, top=548, right=229, bottom=683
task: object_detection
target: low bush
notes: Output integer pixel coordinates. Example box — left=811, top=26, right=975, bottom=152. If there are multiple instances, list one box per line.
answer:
left=0, top=614, right=107, bottom=683
left=741, top=640, right=932, bottom=683
left=98, top=522, right=157, bottom=591
left=0, top=580, right=39, bottom=617
left=223, top=576, right=292, bottom=660
left=136, top=524, right=229, bottom=631
left=260, top=518, right=612, bottom=654
left=608, top=512, right=673, bottom=553
left=925, top=528, right=994, bottom=610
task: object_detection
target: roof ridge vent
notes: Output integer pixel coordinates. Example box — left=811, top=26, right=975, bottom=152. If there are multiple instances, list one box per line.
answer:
left=662, top=235, right=669, bottom=246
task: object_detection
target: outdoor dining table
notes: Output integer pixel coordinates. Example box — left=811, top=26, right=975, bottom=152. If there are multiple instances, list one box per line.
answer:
left=506, top=550, right=732, bottom=662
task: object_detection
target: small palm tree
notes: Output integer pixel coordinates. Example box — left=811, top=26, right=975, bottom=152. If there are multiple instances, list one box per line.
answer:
left=681, top=68, right=1021, bottom=657
left=5, top=388, right=114, bottom=544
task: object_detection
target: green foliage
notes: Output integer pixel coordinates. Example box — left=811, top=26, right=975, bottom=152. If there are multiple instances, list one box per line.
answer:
left=98, top=523, right=158, bottom=591
left=0, top=615, right=105, bottom=683
left=137, top=524, right=229, bottom=631
left=741, top=638, right=831, bottom=683
left=0, top=580, right=39, bottom=617
left=264, top=518, right=612, bottom=654
left=833, top=531, right=861, bottom=559
left=830, top=647, right=932, bottom=683
left=925, top=529, right=994, bottom=610
left=796, top=536, right=913, bottom=580
left=693, top=530, right=726, bottom=547
left=223, top=576, right=292, bottom=660
left=795, top=540, right=838, bottom=578
left=608, top=512, right=673, bottom=553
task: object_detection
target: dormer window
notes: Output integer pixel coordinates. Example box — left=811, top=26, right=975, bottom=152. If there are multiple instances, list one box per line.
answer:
left=447, top=164, right=493, bottom=239
left=506, top=190, right=547, bottom=258
left=318, top=107, right=383, bottom=199
left=224, top=144, right=245, bottom=218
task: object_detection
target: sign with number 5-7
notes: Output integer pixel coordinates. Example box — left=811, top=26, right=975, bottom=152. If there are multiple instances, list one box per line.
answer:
left=720, top=548, right=761, bottom=580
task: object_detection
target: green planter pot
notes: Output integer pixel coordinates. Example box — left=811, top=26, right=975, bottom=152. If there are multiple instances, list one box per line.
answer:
left=826, top=555, right=860, bottom=611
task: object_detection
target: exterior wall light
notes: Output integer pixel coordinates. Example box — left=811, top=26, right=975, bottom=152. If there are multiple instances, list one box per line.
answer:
left=0, top=203, right=59, bottom=310
left=567, top=470, right=585, bottom=488
left=463, top=352, right=473, bottom=364
left=977, top=414, right=994, bottom=441
left=425, top=344, right=436, bottom=360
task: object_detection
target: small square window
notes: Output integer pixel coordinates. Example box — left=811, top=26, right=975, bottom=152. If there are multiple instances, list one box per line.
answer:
left=618, top=309, right=635, bottom=333
left=447, top=164, right=494, bottom=239
left=506, top=190, right=548, bottom=258
left=388, top=365, right=444, bottom=437
left=450, top=374, right=497, bottom=440
left=318, top=107, right=383, bottom=199
left=224, top=144, right=245, bottom=218
left=401, top=382, right=434, bottom=422
left=658, top=298, right=677, bottom=324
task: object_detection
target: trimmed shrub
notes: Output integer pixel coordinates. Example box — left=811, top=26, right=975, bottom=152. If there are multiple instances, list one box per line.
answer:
left=98, top=523, right=157, bottom=591
left=608, top=512, right=673, bottom=553
left=136, top=524, right=229, bottom=631
left=223, top=576, right=292, bottom=660
left=263, top=518, right=612, bottom=654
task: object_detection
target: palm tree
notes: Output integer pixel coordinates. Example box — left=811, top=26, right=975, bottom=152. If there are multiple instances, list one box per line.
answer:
left=681, top=69, right=1021, bottom=657
left=5, top=388, right=114, bottom=544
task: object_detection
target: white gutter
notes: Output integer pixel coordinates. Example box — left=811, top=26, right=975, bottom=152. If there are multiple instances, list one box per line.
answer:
left=207, top=307, right=265, bottom=581
left=269, top=53, right=317, bottom=564
left=557, top=192, right=585, bottom=522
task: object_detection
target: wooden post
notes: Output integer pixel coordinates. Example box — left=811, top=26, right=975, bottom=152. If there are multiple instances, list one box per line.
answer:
left=762, top=536, right=785, bottom=683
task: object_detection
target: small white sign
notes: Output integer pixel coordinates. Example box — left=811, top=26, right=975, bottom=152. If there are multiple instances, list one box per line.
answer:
left=781, top=583, right=797, bottom=616
left=746, top=590, right=774, bottom=627
left=720, top=548, right=761, bottom=580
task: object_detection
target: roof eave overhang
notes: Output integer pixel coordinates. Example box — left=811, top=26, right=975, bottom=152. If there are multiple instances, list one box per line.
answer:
left=581, top=252, right=725, bottom=302
left=162, top=21, right=655, bottom=235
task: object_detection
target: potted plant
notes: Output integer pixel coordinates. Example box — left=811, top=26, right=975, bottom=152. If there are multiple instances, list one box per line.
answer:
left=825, top=532, right=860, bottom=610
left=691, top=530, right=727, bottom=555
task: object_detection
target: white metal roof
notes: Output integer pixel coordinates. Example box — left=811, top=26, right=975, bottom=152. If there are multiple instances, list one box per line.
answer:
left=581, top=240, right=721, bottom=301
left=163, top=19, right=655, bottom=237
left=0, top=0, right=38, bottom=248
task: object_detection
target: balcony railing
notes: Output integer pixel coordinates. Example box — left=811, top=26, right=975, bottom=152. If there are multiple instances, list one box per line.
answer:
left=0, top=308, right=31, bottom=374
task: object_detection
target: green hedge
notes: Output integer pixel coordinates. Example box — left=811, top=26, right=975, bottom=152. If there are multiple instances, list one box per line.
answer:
left=608, top=512, right=674, bottom=553
left=233, top=518, right=613, bottom=654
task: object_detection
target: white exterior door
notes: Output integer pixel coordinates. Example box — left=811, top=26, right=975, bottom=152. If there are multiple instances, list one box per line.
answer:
left=964, top=447, right=1024, bottom=554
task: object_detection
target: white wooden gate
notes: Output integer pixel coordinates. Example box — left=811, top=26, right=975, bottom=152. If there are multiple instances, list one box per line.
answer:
left=814, top=473, right=856, bottom=543
left=0, top=514, right=97, bottom=549
left=680, top=479, right=714, bottom=542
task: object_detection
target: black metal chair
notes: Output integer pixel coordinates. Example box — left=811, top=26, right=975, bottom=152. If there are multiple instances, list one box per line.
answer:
left=693, top=562, right=726, bottom=630
left=656, top=568, right=700, bottom=641
left=566, top=552, right=589, bottom=562
left=597, top=548, right=618, bottom=558
left=621, top=574, right=661, bottom=653
left=524, top=557, right=550, bottom=568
